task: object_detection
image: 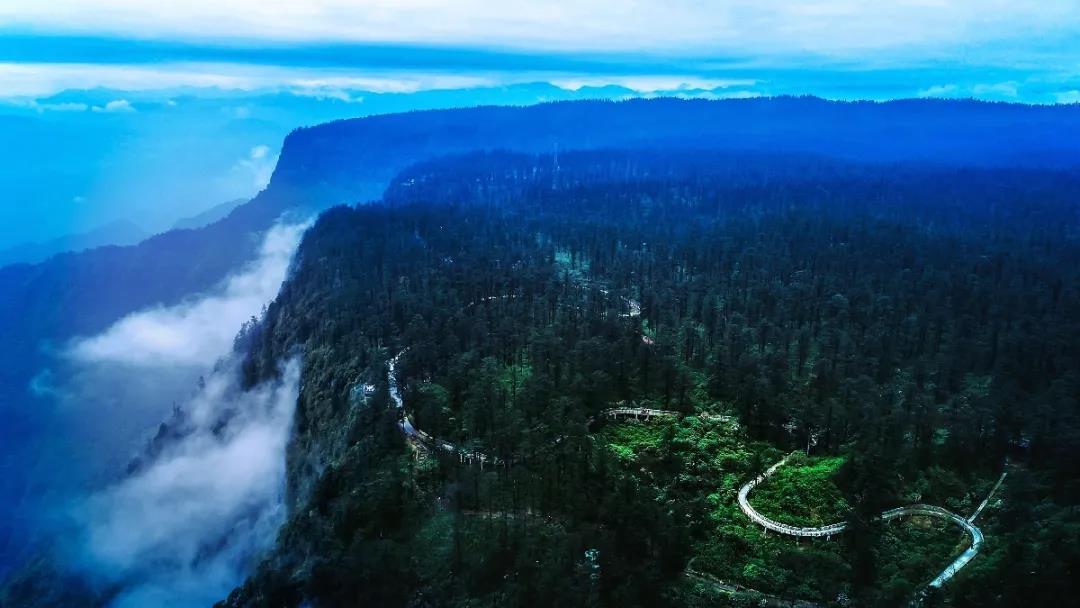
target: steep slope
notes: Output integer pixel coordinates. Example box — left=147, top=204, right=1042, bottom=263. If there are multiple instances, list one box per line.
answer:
left=266, top=96, right=1080, bottom=207
left=221, top=150, right=1079, bottom=607
left=0, top=188, right=304, bottom=575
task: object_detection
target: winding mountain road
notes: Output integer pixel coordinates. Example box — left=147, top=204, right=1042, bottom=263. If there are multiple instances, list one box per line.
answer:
left=389, top=350, right=504, bottom=467
left=738, top=453, right=1002, bottom=590
left=384, top=350, right=1002, bottom=596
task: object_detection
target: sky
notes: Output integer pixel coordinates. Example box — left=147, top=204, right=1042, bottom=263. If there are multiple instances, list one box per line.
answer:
left=1, top=1, right=1080, bottom=251
left=2, top=0, right=1080, bottom=102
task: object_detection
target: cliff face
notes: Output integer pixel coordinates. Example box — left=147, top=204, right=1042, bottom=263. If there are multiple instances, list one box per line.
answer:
left=264, top=96, right=1080, bottom=209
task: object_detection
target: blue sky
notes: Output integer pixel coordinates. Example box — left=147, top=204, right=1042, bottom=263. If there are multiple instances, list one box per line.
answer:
left=1, top=1, right=1080, bottom=102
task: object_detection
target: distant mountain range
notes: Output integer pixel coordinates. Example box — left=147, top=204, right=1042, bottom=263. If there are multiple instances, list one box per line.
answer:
left=0, top=198, right=257, bottom=270
left=171, top=198, right=247, bottom=231
left=0, top=220, right=147, bottom=267
left=0, top=81, right=731, bottom=251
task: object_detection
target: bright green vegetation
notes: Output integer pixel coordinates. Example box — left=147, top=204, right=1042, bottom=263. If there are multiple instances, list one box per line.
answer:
left=598, top=418, right=675, bottom=462
left=597, top=417, right=850, bottom=601
left=596, top=419, right=983, bottom=606
left=751, top=454, right=850, bottom=527
left=554, top=247, right=591, bottom=283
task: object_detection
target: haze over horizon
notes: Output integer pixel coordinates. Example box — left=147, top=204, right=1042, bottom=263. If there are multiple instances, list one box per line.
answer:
left=4, top=0, right=1080, bottom=104
left=2, top=1, right=1080, bottom=252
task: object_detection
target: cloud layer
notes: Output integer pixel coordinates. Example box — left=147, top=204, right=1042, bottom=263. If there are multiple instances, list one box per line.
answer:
left=78, top=357, right=301, bottom=608
left=70, top=220, right=310, bottom=368
left=2, top=1, right=1078, bottom=58
left=3, top=2, right=1080, bottom=105
left=51, top=221, right=312, bottom=606
left=6, top=220, right=312, bottom=535
left=0, top=61, right=497, bottom=97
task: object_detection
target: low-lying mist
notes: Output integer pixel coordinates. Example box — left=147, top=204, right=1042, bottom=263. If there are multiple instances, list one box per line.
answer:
left=1, top=219, right=311, bottom=603
left=76, top=357, right=301, bottom=608
left=69, top=220, right=309, bottom=368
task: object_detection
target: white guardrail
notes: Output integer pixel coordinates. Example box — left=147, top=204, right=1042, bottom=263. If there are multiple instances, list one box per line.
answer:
left=386, top=349, right=993, bottom=594
left=389, top=349, right=504, bottom=467
left=738, top=453, right=990, bottom=589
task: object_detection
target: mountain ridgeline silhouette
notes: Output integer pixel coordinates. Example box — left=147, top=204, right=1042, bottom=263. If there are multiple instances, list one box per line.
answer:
left=265, top=96, right=1080, bottom=207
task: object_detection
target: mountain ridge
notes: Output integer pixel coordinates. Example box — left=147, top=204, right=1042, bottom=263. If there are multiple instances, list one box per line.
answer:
left=264, top=96, right=1080, bottom=208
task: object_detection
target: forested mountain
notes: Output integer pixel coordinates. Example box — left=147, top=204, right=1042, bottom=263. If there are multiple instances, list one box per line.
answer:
left=6, top=96, right=1079, bottom=414
left=3, top=98, right=1079, bottom=607
left=269, top=97, right=1080, bottom=206
left=218, top=149, right=1078, bottom=607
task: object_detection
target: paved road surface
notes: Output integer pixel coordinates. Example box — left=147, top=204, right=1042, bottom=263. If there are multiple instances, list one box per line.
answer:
left=739, top=453, right=1002, bottom=590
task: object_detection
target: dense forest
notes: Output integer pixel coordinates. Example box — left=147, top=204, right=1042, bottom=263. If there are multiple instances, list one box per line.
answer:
left=6, top=96, right=1080, bottom=586
left=205, top=150, right=1080, bottom=607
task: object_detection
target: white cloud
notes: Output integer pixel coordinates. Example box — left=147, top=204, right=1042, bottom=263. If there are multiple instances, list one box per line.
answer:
left=0, top=97, right=89, bottom=112
left=91, top=98, right=135, bottom=112
left=58, top=221, right=309, bottom=606
left=40, top=101, right=89, bottom=112
left=69, top=220, right=309, bottom=368
left=0, top=62, right=773, bottom=104
left=972, top=81, right=1020, bottom=98
left=232, top=144, right=279, bottom=190
left=78, top=357, right=301, bottom=608
left=550, top=75, right=756, bottom=93
left=0, top=1, right=1077, bottom=57
left=675, top=90, right=763, bottom=101
left=1056, top=90, right=1080, bottom=104
left=917, top=83, right=961, bottom=98
left=0, top=61, right=498, bottom=97
left=919, top=81, right=1027, bottom=101
left=0, top=0, right=1075, bottom=58
left=288, top=86, right=365, bottom=103
left=19, top=220, right=309, bottom=607
left=249, top=144, right=269, bottom=160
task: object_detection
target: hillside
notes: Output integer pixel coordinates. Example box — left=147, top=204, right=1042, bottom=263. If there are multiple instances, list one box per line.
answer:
left=219, top=149, right=1079, bottom=607
left=266, top=97, right=1080, bottom=206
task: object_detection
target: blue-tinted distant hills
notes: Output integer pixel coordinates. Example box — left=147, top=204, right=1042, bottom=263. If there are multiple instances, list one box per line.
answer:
left=0, top=82, right=657, bottom=252
left=268, top=96, right=1080, bottom=208
left=9, top=88, right=1073, bottom=256
left=0, top=220, right=147, bottom=267
left=171, top=198, right=247, bottom=231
